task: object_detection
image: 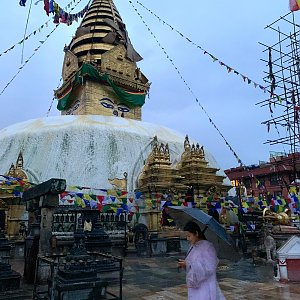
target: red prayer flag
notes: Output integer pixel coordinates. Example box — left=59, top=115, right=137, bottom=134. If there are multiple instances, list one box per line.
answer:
left=60, top=192, right=68, bottom=198
left=96, top=195, right=104, bottom=202
left=97, top=203, right=103, bottom=211
left=44, top=0, right=50, bottom=16
left=290, top=0, right=300, bottom=11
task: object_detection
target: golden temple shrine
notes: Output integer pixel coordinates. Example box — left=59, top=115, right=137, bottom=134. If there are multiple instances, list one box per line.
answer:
left=0, top=153, right=29, bottom=241
left=138, top=135, right=229, bottom=198
left=177, top=136, right=228, bottom=197
left=137, top=136, right=188, bottom=194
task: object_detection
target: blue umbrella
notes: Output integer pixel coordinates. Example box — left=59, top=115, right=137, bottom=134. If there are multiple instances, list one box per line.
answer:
left=168, top=206, right=240, bottom=261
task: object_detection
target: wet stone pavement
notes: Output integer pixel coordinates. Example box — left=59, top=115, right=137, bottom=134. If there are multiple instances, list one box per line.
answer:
left=122, top=256, right=300, bottom=300
left=3, top=255, right=300, bottom=299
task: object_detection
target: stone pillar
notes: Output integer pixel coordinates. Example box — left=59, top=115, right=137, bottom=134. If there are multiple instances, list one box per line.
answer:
left=39, top=194, right=59, bottom=256
left=22, top=178, right=66, bottom=283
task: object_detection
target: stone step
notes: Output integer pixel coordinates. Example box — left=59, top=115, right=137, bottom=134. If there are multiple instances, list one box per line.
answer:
left=125, top=248, right=138, bottom=257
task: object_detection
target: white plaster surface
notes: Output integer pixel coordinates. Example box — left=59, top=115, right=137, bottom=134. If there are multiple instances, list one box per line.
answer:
left=0, top=115, right=230, bottom=190
left=277, top=236, right=300, bottom=259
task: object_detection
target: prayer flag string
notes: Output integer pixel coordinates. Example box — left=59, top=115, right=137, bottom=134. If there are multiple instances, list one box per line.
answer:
left=21, top=0, right=34, bottom=64
left=128, top=0, right=243, bottom=166
left=47, top=77, right=62, bottom=116
left=132, top=0, right=291, bottom=165
left=0, top=0, right=83, bottom=59
left=0, top=25, right=59, bottom=97
left=0, top=0, right=85, bottom=97
left=134, top=0, right=267, bottom=93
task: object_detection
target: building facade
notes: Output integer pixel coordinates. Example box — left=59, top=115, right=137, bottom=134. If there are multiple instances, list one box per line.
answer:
left=225, top=152, right=300, bottom=198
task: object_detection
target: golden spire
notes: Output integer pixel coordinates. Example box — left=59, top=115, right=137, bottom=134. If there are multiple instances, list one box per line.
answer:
left=68, top=0, right=142, bottom=66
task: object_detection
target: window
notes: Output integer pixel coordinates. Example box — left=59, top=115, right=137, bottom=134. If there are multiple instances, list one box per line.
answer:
left=270, top=174, right=281, bottom=186
left=243, top=178, right=252, bottom=189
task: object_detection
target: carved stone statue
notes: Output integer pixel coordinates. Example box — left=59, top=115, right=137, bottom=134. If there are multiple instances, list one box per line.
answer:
left=264, top=230, right=276, bottom=262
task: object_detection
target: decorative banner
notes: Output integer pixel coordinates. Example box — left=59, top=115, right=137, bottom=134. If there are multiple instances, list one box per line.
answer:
left=205, top=194, right=300, bottom=215
left=58, top=184, right=191, bottom=216
left=56, top=64, right=147, bottom=110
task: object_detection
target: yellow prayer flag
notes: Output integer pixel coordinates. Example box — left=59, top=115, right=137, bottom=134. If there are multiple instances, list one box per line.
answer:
left=242, top=202, right=249, bottom=208
left=84, top=194, right=92, bottom=201
left=107, top=189, right=117, bottom=196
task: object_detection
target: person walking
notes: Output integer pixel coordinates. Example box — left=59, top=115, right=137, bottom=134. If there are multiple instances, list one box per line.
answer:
left=178, top=221, right=226, bottom=300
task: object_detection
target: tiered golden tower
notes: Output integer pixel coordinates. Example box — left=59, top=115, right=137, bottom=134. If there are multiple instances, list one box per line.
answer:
left=55, top=0, right=149, bottom=120
left=0, top=152, right=29, bottom=240
left=177, top=136, right=228, bottom=197
left=137, top=137, right=188, bottom=194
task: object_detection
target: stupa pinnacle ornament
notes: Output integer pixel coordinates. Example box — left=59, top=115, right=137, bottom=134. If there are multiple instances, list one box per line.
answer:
left=55, top=0, right=150, bottom=120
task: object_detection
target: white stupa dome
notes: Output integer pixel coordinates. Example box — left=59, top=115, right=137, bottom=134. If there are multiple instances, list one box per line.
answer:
left=0, top=115, right=230, bottom=190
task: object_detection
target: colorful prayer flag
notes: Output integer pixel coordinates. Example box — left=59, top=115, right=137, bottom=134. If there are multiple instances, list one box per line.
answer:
left=290, top=0, right=300, bottom=11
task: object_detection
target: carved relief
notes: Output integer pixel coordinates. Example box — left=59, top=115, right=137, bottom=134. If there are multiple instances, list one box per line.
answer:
left=101, top=45, right=135, bottom=79
left=62, top=49, right=79, bottom=82
left=101, top=45, right=148, bottom=86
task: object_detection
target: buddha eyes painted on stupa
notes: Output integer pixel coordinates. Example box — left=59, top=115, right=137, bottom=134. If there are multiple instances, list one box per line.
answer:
left=100, top=98, right=130, bottom=117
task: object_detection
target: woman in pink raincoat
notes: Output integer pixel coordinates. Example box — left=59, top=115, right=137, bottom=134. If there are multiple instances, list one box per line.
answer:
left=178, top=221, right=226, bottom=300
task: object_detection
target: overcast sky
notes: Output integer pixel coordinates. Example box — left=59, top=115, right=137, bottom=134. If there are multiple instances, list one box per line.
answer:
left=0, top=0, right=295, bottom=171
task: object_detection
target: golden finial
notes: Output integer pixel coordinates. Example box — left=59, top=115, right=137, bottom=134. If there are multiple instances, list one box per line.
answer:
left=184, top=135, right=190, bottom=150
left=16, top=152, right=23, bottom=169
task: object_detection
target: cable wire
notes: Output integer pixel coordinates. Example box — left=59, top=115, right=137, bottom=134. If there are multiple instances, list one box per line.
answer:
left=128, top=0, right=243, bottom=166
